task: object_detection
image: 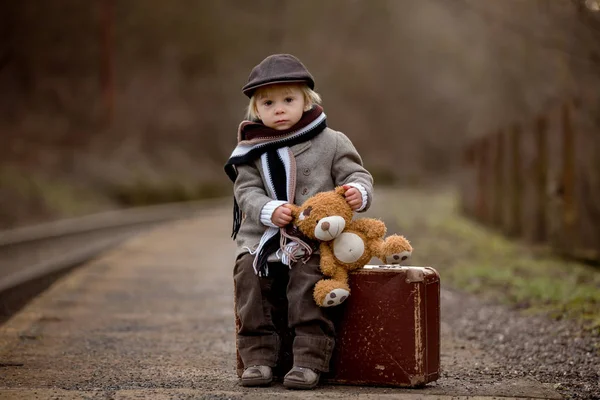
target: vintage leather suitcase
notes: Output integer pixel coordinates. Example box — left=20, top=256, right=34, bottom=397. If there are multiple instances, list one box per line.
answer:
left=235, top=265, right=440, bottom=387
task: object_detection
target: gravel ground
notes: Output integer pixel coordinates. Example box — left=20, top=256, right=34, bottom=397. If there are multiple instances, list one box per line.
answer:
left=442, top=288, right=600, bottom=400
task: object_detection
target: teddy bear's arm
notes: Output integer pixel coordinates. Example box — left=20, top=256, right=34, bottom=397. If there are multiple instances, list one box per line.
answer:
left=318, top=243, right=339, bottom=277
left=347, top=218, right=387, bottom=240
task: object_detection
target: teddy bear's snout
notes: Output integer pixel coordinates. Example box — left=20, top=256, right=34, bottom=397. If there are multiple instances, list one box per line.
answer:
left=315, top=216, right=346, bottom=241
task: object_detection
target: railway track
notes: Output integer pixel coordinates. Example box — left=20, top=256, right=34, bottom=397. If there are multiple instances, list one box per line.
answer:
left=0, top=198, right=225, bottom=323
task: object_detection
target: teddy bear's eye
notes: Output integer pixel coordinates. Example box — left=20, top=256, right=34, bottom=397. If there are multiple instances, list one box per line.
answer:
left=303, top=206, right=312, bottom=216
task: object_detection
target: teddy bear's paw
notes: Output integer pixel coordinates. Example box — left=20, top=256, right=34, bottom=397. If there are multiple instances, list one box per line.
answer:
left=322, top=289, right=350, bottom=307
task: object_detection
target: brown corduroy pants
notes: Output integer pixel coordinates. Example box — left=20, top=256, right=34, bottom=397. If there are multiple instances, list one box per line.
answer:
left=233, top=252, right=335, bottom=372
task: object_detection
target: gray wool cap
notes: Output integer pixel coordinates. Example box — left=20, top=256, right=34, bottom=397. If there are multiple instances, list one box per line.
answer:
left=242, top=54, right=315, bottom=98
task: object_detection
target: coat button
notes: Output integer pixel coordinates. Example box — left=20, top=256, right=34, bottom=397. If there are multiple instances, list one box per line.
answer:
left=302, top=188, right=308, bottom=195
left=302, top=168, right=311, bottom=176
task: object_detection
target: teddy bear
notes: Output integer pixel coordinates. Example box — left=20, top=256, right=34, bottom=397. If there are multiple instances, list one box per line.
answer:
left=286, top=186, right=413, bottom=307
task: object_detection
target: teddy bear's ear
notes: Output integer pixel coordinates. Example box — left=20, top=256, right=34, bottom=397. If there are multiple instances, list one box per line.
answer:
left=334, top=186, right=346, bottom=196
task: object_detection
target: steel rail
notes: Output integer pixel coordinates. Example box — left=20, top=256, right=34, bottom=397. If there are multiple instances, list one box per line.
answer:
left=0, top=198, right=228, bottom=294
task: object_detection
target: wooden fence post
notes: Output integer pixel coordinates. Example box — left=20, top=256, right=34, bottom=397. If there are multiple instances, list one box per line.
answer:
left=475, top=137, right=489, bottom=223
left=508, top=123, right=523, bottom=237
left=533, top=115, right=548, bottom=242
left=492, top=130, right=505, bottom=229
left=561, top=102, right=577, bottom=248
left=460, top=141, right=476, bottom=218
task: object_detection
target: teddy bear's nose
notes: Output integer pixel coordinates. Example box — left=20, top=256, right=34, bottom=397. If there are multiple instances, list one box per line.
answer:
left=321, top=221, right=330, bottom=231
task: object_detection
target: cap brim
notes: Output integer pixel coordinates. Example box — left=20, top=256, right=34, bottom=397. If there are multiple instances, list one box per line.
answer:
left=242, top=79, right=314, bottom=97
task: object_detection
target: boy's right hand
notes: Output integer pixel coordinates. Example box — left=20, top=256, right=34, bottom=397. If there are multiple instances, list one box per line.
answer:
left=272, top=204, right=293, bottom=227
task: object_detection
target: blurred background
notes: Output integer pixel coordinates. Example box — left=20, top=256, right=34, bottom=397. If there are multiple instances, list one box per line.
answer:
left=1, top=0, right=599, bottom=229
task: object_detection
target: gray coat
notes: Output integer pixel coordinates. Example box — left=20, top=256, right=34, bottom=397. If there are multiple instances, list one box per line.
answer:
left=233, top=127, right=373, bottom=258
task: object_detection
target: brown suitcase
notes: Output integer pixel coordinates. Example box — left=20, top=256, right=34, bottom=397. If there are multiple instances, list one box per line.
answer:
left=235, top=265, right=441, bottom=387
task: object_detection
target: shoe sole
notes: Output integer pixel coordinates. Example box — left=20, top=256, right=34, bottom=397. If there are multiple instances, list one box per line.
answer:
left=283, top=379, right=319, bottom=390
left=241, top=377, right=273, bottom=387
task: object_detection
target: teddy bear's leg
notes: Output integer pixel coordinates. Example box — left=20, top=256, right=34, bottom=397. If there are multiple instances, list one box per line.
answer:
left=314, top=279, right=350, bottom=307
left=313, top=268, right=350, bottom=307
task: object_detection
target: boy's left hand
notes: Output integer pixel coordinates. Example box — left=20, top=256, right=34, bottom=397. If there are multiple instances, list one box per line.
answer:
left=342, top=185, right=362, bottom=211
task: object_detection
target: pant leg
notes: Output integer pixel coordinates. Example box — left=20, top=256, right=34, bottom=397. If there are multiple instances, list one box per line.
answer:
left=287, top=254, right=336, bottom=372
left=233, top=252, right=279, bottom=367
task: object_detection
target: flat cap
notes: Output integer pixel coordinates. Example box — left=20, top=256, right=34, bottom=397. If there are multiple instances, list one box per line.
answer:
left=242, top=54, right=315, bottom=97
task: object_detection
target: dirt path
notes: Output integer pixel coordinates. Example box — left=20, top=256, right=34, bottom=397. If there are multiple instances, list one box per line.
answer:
left=0, top=189, right=595, bottom=399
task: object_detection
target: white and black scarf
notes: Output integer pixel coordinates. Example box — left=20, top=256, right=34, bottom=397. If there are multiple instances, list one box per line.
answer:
left=224, top=105, right=327, bottom=275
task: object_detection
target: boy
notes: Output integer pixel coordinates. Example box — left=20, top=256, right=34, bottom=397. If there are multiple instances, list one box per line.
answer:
left=225, top=54, right=373, bottom=389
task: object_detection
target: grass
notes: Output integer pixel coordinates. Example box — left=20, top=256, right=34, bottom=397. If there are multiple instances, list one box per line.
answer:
left=107, top=178, right=229, bottom=206
left=0, top=166, right=108, bottom=224
left=384, top=187, right=600, bottom=335
left=0, top=165, right=231, bottom=229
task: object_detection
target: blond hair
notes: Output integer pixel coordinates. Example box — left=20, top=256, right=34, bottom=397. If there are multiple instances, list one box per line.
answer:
left=246, top=83, right=322, bottom=121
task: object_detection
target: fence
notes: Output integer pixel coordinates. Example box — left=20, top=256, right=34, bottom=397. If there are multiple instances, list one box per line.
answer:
left=460, top=97, right=600, bottom=262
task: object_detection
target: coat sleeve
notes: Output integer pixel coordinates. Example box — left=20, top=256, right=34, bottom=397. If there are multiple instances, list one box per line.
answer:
left=233, top=162, right=274, bottom=224
left=331, top=131, right=374, bottom=211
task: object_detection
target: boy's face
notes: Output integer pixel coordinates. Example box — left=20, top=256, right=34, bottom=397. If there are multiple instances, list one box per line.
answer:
left=255, top=84, right=307, bottom=130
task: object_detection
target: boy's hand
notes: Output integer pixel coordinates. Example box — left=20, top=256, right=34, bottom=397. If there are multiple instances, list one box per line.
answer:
left=272, top=204, right=293, bottom=227
left=343, top=185, right=363, bottom=211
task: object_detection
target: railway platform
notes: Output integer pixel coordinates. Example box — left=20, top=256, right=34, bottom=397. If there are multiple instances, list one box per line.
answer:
left=0, top=201, right=562, bottom=399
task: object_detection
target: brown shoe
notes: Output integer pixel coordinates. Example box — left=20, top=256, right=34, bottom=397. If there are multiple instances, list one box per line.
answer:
left=283, top=366, right=320, bottom=390
left=241, top=365, right=272, bottom=387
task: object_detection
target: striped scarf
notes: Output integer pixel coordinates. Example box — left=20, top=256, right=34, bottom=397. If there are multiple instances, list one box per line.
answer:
left=224, top=106, right=327, bottom=275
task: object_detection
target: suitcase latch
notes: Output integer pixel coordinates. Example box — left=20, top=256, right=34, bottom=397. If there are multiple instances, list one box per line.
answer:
left=406, top=268, right=425, bottom=283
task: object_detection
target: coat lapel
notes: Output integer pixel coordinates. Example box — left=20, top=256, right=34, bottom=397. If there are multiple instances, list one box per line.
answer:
left=291, top=141, right=311, bottom=156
